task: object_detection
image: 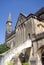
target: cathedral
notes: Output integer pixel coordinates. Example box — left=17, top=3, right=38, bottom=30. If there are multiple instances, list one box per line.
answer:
left=5, top=7, right=44, bottom=65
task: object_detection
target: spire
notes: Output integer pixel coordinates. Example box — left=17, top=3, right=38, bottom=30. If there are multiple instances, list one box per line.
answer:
left=8, top=13, right=12, bottom=21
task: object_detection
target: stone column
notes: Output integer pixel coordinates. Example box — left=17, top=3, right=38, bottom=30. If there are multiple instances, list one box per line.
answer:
left=21, top=25, right=23, bottom=44
left=32, top=41, right=38, bottom=57
left=23, top=24, right=26, bottom=42
left=16, top=28, right=18, bottom=47
left=37, top=53, right=42, bottom=65
left=18, top=27, right=21, bottom=46
left=30, top=57, right=37, bottom=65
left=17, top=58, right=22, bottom=65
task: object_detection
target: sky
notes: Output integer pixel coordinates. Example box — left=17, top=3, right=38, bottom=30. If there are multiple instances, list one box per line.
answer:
left=0, top=0, right=44, bottom=44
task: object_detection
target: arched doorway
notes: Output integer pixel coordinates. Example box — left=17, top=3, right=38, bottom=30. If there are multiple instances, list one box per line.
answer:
left=19, top=53, right=29, bottom=65
left=42, top=52, right=44, bottom=65
left=19, top=50, right=29, bottom=65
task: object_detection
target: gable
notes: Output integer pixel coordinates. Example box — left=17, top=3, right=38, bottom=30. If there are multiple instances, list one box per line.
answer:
left=16, top=13, right=26, bottom=28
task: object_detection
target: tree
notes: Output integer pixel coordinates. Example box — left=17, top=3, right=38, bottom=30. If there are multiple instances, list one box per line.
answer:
left=7, top=61, right=14, bottom=65
left=0, top=44, right=10, bottom=54
left=22, top=62, right=29, bottom=65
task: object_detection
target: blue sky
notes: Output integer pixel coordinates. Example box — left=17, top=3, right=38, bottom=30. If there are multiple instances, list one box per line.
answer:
left=0, top=0, right=44, bottom=44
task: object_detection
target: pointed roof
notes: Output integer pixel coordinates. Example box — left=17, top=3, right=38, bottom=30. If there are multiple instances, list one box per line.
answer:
left=8, top=13, right=12, bottom=21
left=6, top=13, right=12, bottom=24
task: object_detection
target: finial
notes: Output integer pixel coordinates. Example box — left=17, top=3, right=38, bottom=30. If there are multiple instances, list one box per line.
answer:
left=8, top=13, right=12, bottom=21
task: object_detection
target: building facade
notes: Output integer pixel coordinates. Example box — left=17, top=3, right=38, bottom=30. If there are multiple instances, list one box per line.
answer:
left=5, top=7, right=44, bottom=65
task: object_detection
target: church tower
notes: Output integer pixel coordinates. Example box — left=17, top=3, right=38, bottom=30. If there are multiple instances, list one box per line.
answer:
left=6, top=13, right=12, bottom=39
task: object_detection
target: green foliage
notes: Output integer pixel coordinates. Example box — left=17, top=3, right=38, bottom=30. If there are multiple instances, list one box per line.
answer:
left=0, top=44, right=10, bottom=54
left=22, top=62, right=29, bottom=65
left=7, top=61, right=14, bottom=65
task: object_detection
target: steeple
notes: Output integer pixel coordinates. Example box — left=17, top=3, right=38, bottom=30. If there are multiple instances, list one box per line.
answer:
left=6, top=13, right=12, bottom=24
left=8, top=13, right=12, bottom=22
